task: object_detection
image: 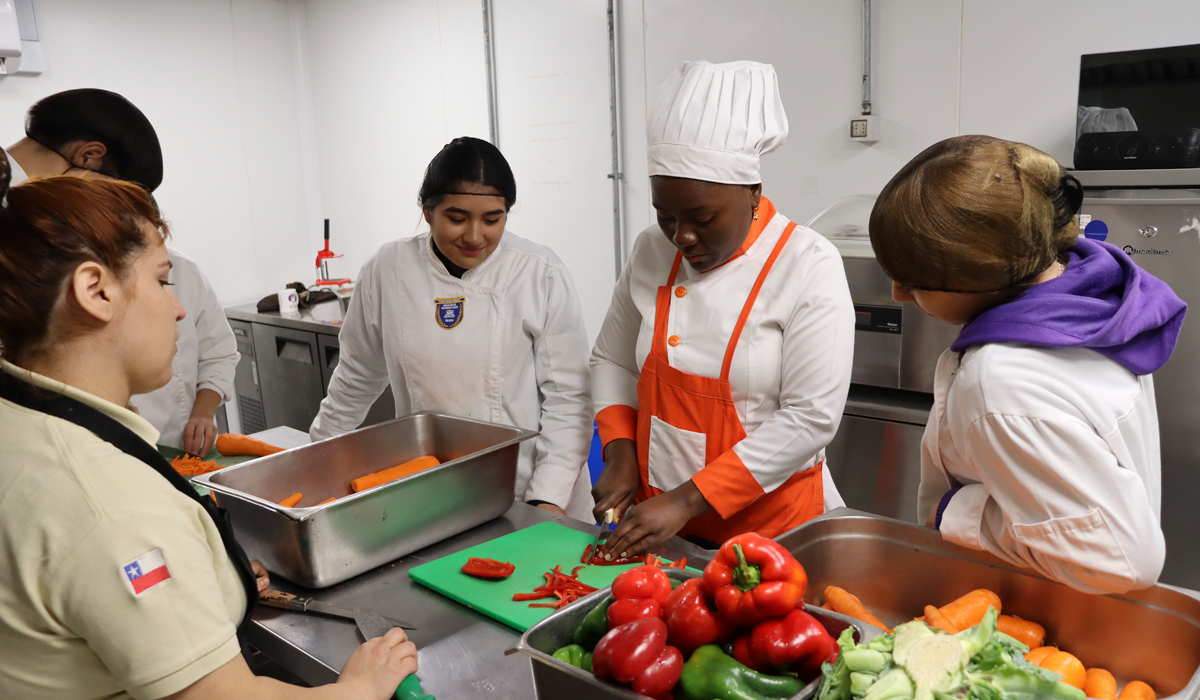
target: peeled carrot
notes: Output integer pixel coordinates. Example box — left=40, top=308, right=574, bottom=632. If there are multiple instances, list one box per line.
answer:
left=923, top=605, right=957, bottom=634
left=216, top=433, right=285, bottom=457
left=170, top=454, right=222, bottom=476
left=1026, top=646, right=1058, bottom=664
left=1118, top=681, right=1156, bottom=700
left=278, top=492, right=303, bottom=508
left=317, top=497, right=337, bottom=505
left=350, top=455, right=441, bottom=493
left=1084, top=668, right=1118, bottom=700
left=820, top=603, right=834, bottom=611
left=936, top=589, right=1002, bottom=633
left=998, top=614, right=1046, bottom=648
left=1040, top=651, right=1086, bottom=689
left=824, top=586, right=892, bottom=632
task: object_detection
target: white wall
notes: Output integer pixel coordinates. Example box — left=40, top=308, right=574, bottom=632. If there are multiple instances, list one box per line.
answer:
left=0, top=0, right=313, bottom=307
left=301, top=0, right=490, bottom=280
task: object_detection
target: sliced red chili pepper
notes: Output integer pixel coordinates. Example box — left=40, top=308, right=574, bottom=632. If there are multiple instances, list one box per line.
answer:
left=461, top=557, right=516, bottom=579
left=512, top=591, right=554, bottom=601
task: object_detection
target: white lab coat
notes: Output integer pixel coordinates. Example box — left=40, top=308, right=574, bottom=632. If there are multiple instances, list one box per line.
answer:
left=919, top=344, right=1165, bottom=594
left=3, top=147, right=28, bottom=186
left=310, top=231, right=595, bottom=520
left=130, top=247, right=238, bottom=449
left=590, top=211, right=854, bottom=513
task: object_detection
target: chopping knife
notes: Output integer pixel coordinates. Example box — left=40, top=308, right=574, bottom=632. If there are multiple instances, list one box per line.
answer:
left=259, top=589, right=417, bottom=630
left=591, top=507, right=615, bottom=558
left=355, top=607, right=435, bottom=700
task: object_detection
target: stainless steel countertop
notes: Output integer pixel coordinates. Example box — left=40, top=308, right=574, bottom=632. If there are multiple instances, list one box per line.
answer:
left=225, top=302, right=345, bottom=335
left=246, top=503, right=709, bottom=696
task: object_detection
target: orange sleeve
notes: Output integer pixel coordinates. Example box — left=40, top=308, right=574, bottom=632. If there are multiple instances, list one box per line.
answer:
left=690, top=449, right=766, bottom=519
left=595, top=404, right=638, bottom=448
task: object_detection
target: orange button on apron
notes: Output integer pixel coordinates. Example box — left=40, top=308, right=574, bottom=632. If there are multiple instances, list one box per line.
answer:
left=668, top=335, right=681, bottom=347
left=675, top=286, right=687, bottom=298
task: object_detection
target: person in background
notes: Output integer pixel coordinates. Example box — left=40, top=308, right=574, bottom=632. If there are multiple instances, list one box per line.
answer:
left=5, top=87, right=239, bottom=456
left=0, top=170, right=417, bottom=699
left=311, top=137, right=595, bottom=520
left=589, top=60, right=855, bottom=557
left=869, top=135, right=1184, bottom=594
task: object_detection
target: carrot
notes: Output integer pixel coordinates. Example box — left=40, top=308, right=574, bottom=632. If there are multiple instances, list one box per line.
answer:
left=350, top=455, right=441, bottom=493
left=1040, top=651, right=1086, bottom=689
left=923, top=605, right=957, bottom=634
left=935, top=589, right=1002, bottom=633
left=1117, top=681, right=1156, bottom=700
left=278, top=492, right=303, bottom=508
left=820, top=603, right=834, bottom=611
left=1025, top=646, right=1058, bottom=664
left=824, top=586, right=892, bottom=632
left=1084, top=668, right=1118, bottom=700
left=170, top=454, right=222, bottom=476
left=216, top=433, right=284, bottom=458
left=998, top=614, right=1046, bottom=648
left=317, top=497, right=337, bottom=505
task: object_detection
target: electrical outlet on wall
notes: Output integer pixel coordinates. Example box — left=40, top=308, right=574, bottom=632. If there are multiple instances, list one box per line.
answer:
left=850, top=115, right=882, bottom=143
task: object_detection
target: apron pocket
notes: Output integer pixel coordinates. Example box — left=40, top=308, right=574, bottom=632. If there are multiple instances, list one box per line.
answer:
left=647, top=415, right=707, bottom=493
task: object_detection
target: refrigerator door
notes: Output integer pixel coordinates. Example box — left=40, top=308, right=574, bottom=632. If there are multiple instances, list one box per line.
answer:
left=1082, top=189, right=1200, bottom=590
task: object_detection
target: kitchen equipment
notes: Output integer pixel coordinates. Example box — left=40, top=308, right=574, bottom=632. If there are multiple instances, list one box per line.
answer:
left=315, top=218, right=351, bottom=288
left=589, top=507, right=614, bottom=559
left=1077, top=189, right=1200, bottom=590
left=776, top=509, right=1200, bottom=698
left=805, top=197, right=953, bottom=524
left=157, top=445, right=254, bottom=471
left=353, top=608, right=435, bottom=700
left=508, top=567, right=881, bottom=700
left=259, top=588, right=416, bottom=629
left=194, top=411, right=535, bottom=588
left=408, top=521, right=684, bottom=632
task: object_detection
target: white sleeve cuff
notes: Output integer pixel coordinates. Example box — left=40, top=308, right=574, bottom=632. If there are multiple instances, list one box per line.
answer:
left=939, top=483, right=990, bottom=551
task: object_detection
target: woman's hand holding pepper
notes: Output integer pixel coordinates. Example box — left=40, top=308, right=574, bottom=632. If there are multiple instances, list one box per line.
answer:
left=591, top=438, right=639, bottom=524
left=600, top=480, right=712, bottom=561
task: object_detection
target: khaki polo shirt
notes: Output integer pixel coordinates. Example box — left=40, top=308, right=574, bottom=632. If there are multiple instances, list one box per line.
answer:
left=0, top=361, right=247, bottom=699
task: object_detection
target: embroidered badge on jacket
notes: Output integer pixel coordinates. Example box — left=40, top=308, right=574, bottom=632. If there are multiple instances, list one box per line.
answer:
left=123, top=548, right=172, bottom=595
left=435, top=296, right=465, bottom=329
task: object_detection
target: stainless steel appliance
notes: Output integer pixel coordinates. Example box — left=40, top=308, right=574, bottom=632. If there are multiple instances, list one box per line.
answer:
left=1079, top=187, right=1200, bottom=590
left=195, top=411, right=536, bottom=588
left=806, top=197, right=956, bottom=523
left=229, top=319, right=267, bottom=434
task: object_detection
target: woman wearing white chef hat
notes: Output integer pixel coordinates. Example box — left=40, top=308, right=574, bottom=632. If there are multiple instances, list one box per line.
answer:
left=591, top=60, right=855, bottom=556
left=311, top=137, right=595, bottom=520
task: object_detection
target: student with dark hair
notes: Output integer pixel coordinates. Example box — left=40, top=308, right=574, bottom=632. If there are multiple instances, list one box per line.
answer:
left=311, top=136, right=595, bottom=519
left=5, top=88, right=163, bottom=190
left=0, top=166, right=418, bottom=698
left=870, top=135, right=1185, bottom=594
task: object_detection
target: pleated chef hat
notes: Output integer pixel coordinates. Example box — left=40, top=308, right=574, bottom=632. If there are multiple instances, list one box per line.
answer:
left=647, top=60, right=788, bottom=185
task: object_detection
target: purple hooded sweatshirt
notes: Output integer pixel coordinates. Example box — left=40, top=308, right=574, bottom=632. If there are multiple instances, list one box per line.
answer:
left=950, top=238, right=1187, bottom=376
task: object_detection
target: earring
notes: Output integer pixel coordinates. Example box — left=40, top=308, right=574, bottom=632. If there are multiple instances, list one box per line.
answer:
left=752, top=205, right=760, bottom=221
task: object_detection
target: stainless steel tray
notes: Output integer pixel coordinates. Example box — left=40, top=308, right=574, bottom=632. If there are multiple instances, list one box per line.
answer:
left=776, top=509, right=1200, bottom=700
left=509, top=568, right=882, bottom=700
left=194, top=411, right=536, bottom=588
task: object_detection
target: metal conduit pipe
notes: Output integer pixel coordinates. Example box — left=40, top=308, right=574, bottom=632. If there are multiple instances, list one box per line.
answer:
left=482, top=0, right=499, bottom=146
left=606, top=0, right=624, bottom=279
left=862, top=0, right=872, bottom=115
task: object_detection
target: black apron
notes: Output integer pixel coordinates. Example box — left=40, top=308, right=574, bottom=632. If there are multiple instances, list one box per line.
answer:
left=0, top=370, right=259, bottom=631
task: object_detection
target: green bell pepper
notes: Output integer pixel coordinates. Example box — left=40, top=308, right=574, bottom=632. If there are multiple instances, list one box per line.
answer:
left=572, top=596, right=612, bottom=651
left=677, top=645, right=806, bottom=700
left=552, top=644, right=592, bottom=671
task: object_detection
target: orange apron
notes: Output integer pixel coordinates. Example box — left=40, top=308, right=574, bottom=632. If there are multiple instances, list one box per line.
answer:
left=634, top=220, right=824, bottom=544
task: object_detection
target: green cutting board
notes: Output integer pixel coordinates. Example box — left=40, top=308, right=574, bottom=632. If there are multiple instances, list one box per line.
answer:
left=410, top=521, right=676, bottom=631
left=157, top=445, right=256, bottom=471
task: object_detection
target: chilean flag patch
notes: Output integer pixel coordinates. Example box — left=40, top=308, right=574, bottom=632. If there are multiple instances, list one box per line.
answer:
left=123, top=549, right=172, bottom=595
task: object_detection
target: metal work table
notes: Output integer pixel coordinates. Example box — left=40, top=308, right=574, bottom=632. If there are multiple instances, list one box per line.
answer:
left=225, top=301, right=346, bottom=335
left=247, top=503, right=709, bottom=697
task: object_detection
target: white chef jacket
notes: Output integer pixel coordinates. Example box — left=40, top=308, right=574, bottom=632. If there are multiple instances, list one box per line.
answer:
left=130, top=247, right=238, bottom=450
left=309, top=231, right=595, bottom=519
left=919, top=344, right=1165, bottom=594
left=3, top=147, right=29, bottom=186
left=590, top=209, right=854, bottom=517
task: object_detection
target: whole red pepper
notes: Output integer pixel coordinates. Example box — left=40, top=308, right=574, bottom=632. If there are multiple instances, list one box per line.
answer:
left=592, top=616, right=682, bottom=700
left=608, top=559, right=672, bottom=628
left=663, top=578, right=735, bottom=657
left=731, top=608, right=838, bottom=681
left=702, top=532, right=807, bottom=626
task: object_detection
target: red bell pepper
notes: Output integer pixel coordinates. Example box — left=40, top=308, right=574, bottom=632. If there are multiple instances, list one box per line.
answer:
left=731, top=608, right=839, bottom=681
left=592, top=616, right=682, bottom=700
left=663, top=577, right=735, bottom=657
left=461, top=557, right=515, bottom=579
left=608, top=559, right=673, bottom=627
left=702, top=532, right=807, bottom=626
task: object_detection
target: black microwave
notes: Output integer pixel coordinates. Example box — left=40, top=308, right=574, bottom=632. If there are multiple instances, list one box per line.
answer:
left=1074, top=42, right=1200, bottom=170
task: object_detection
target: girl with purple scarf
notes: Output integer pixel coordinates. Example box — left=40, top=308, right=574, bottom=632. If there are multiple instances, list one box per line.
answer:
left=869, top=135, right=1186, bottom=594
